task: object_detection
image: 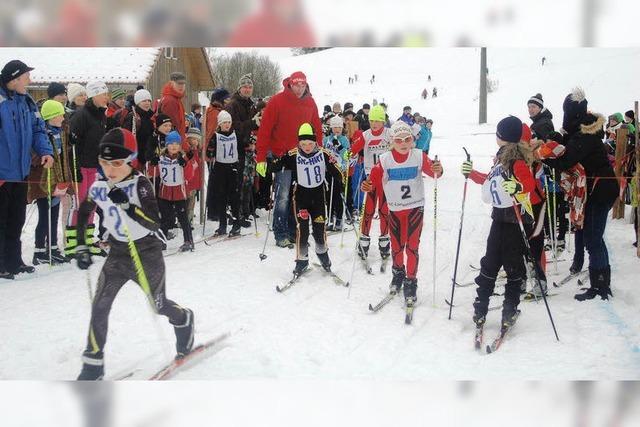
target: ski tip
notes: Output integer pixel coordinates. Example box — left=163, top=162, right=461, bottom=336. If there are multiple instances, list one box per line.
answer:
left=368, top=303, right=375, bottom=311
left=275, top=286, right=282, bottom=293
left=405, top=316, right=412, bottom=325
left=486, top=345, right=492, bottom=354
left=552, top=282, right=559, bottom=288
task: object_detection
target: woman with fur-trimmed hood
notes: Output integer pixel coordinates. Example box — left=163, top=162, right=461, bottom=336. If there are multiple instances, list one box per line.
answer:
left=537, top=87, right=618, bottom=301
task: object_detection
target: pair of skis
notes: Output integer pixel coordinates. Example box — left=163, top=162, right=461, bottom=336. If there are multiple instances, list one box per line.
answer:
left=368, top=291, right=415, bottom=325
left=475, top=310, right=520, bottom=354
left=275, top=265, right=348, bottom=293
left=112, top=332, right=232, bottom=380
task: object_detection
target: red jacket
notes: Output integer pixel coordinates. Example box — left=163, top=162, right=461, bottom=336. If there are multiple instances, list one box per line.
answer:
left=256, top=78, right=323, bottom=162
left=159, top=82, right=187, bottom=147
left=185, top=149, right=203, bottom=193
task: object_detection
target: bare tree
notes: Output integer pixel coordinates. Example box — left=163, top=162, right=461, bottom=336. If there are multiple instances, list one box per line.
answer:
left=208, top=50, right=282, bottom=98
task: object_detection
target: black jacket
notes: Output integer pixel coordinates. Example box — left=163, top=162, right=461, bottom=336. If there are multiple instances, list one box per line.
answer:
left=123, top=106, right=155, bottom=165
left=355, top=109, right=370, bottom=132
left=544, top=113, right=618, bottom=205
left=69, top=99, right=107, bottom=168
left=530, top=108, right=554, bottom=140
left=225, top=92, right=257, bottom=161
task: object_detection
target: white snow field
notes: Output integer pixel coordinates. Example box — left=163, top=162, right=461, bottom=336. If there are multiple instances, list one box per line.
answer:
left=1, top=47, right=639, bottom=381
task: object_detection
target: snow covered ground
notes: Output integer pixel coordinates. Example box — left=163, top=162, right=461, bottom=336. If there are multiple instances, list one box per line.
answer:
left=0, top=47, right=639, bottom=382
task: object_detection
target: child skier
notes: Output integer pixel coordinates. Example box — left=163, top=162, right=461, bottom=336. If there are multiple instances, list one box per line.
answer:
left=75, top=128, right=194, bottom=380
left=157, top=131, right=195, bottom=251
left=206, top=110, right=242, bottom=237
left=241, top=134, right=258, bottom=222
left=184, top=127, right=203, bottom=224
left=349, top=104, right=393, bottom=260
left=275, top=123, right=344, bottom=274
left=322, top=115, right=350, bottom=231
left=146, top=114, right=173, bottom=189
left=361, top=121, right=442, bottom=305
left=28, top=100, right=73, bottom=265
left=461, top=116, right=540, bottom=330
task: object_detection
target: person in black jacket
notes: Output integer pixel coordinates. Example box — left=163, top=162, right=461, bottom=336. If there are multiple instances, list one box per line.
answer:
left=66, top=81, right=109, bottom=257
left=527, top=93, right=555, bottom=140
left=355, top=103, right=371, bottom=132
left=122, top=89, right=155, bottom=168
left=540, top=87, right=619, bottom=301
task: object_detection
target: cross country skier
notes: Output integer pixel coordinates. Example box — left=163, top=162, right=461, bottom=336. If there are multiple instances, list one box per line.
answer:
left=206, top=110, right=243, bottom=237
left=360, top=121, right=442, bottom=305
left=275, top=123, right=343, bottom=275
left=349, top=105, right=393, bottom=260
left=75, top=128, right=194, bottom=380
left=461, top=116, right=539, bottom=330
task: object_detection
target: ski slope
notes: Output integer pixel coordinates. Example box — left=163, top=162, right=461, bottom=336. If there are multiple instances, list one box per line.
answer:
left=1, top=48, right=639, bottom=381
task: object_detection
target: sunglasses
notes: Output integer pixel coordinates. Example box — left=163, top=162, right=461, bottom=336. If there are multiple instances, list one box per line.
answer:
left=393, top=136, right=414, bottom=144
left=98, top=157, right=128, bottom=168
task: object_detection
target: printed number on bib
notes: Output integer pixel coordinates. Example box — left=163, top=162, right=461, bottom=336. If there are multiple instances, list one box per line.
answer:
left=400, top=185, right=411, bottom=199
left=108, top=206, right=126, bottom=238
left=161, top=166, right=177, bottom=184
left=304, top=165, right=323, bottom=187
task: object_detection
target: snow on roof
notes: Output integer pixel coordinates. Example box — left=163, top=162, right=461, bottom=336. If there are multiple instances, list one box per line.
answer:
left=0, top=48, right=160, bottom=85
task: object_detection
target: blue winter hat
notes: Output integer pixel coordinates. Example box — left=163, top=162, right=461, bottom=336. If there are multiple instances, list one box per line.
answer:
left=165, top=130, right=182, bottom=145
left=496, top=115, right=523, bottom=143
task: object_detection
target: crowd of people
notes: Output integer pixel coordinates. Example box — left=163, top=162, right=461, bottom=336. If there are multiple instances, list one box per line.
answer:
left=0, top=56, right=637, bottom=379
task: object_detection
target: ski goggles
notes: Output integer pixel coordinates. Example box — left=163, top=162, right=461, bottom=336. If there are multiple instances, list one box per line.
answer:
left=98, top=157, right=129, bottom=168
left=392, top=135, right=414, bottom=144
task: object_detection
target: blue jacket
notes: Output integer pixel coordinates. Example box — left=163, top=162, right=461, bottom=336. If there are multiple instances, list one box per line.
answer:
left=398, top=113, right=415, bottom=126
left=0, top=86, right=52, bottom=180
left=322, top=134, right=350, bottom=170
left=415, top=124, right=432, bottom=152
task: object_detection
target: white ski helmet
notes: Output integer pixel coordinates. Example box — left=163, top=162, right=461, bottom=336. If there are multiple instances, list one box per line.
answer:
left=329, top=115, right=344, bottom=129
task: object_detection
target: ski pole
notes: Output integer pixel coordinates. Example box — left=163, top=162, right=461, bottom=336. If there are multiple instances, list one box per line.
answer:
left=86, top=269, right=94, bottom=302
left=509, top=193, right=560, bottom=341
left=542, top=166, right=559, bottom=270
left=328, top=177, right=334, bottom=228
left=47, top=168, right=53, bottom=267
left=448, top=147, right=471, bottom=320
left=340, top=163, right=349, bottom=248
left=432, top=154, right=438, bottom=307
left=259, top=175, right=277, bottom=260
left=551, top=167, right=558, bottom=273
left=71, top=145, right=80, bottom=208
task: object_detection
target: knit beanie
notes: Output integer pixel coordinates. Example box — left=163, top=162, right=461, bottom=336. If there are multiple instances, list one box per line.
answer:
left=111, top=88, right=126, bottom=101
left=67, top=83, right=86, bottom=103
left=99, top=128, right=137, bottom=161
left=134, top=89, right=152, bottom=105
left=527, top=93, right=544, bottom=109
left=238, top=73, right=253, bottom=88
left=155, top=114, right=172, bottom=128
left=86, top=81, right=109, bottom=98
left=217, top=110, right=232, bottom=124
left=47, top=82, right=66, bottom=99
left=40, top=100, right=65, bottom=121
left=165, top=130, right=182, bottom=145
left=298, top=123, right=316, bottom=141
left=390, top=121, right=413, bottom=139
left=496, top=116, right=523, bottom=143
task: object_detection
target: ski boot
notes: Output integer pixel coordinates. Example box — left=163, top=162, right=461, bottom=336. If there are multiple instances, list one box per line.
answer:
left=326, top=221, right=335, bottom=232
left=10, top=262, right=35, bottom=275
left=378, top=235, right=390, bottom=259
left=50, top=246, right=71, bottom=263
left=472, top=298, right=488, bottom=326
left=575, top=266, right=612, bottom=301
left=77, top=353, right=104, bottom=381
left=333, top=218, right=343, bottom=231
left=33, top=248, right=61, bottom=266
left=389, top=267, right=405, bottom=294
left=293, top=259, right=309, bottom=276
left=240, top=218, right=252, bottom=228
left=317, top=251, right=331, bottom=271
left=0, top=270, right=15, bottom=280
left=179, top=241, right=195, bottom=252
left=228, top=224, right=242, bottom=237
left=501, top=308, right=521, bottom=329
left=528, top=278, right=548, bottom=298
left=403, top=277, right=418, bottom=306
left=358, top=235, right=371, bottom=260
left=569, top=258, right=583, bottom=275
left=276, top=238, right=295, bottom=249
left=174, top=308, right=195, bottom=359
left=213, top=227, right=227, bottom=238
left=165, top=230, right=176, bottom=240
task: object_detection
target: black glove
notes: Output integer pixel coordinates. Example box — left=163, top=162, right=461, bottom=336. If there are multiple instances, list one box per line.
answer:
left=108, top=187, right=129, bottom=206
left=149, top=156, right=159, bottom=166
left=177, top=156, right=187, bottom=167
left=186, top=150, right=195, bottom=160
left=76, top=245, right=93, bottom=270
left=332, top=137, right=341, bottom=148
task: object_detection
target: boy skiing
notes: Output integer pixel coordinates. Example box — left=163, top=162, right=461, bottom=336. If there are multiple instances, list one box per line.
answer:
left=75, top=128, right=194, bottom=380
left=275, top=123, right=344, bottom=275
left=349, top=105, right=393, bottom=260
left=361, top=121, right=442, bottom=307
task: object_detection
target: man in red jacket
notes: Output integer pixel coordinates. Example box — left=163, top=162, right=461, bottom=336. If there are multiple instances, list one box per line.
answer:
left=159, top=72, right=187, bottom=145
left=256, top=71, right=322, bottom=248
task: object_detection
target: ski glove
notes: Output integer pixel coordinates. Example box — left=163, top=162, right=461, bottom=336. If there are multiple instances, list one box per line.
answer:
left=461, top=160, right=473, bottom=176
left=177, top=156, right=187, bottom=167
left=108, top=187, right=130, bottom=209
left=256, top=161, right=267, bottom=178
left=501, top=177, right=522, bottom=195
left=76, top=245, right=93, bottom=270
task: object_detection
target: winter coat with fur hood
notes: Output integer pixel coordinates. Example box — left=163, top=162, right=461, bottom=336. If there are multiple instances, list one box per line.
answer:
left=544, top=113, right=618, bottom=205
